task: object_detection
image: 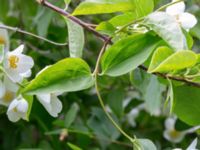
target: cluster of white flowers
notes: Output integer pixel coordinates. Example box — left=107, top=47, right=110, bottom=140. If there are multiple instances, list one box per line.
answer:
left=0, top=28, right=62, bottom=122
left=166, top=0, right=197, bottom=31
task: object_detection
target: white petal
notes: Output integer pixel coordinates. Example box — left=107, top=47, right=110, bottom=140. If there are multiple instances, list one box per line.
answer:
left=7, top=99, right=19, bottom=111
left=179, top=13, right=198, bottom=30
left=165, top=117, right=176, bottom=130
left=16, top=54, right=34, bottom=73
left=0, top=27, right=9, bottom=51
left=5, top=69, right=23, bottom=83
left=11, top=45, right=24, bottom=54
left=37, top=93, right=51, bottom=104
left=49, top=95, right=62, bottom=117
left=4, top=76, right=19, bottom=92
left=16, top=99, right=28, bottom=113
left=7, top=110, right=20, bottom=122
left=166, top=1, right=185, bottom=15
left=187, top=138, right=198, bottom=150
left=20, top=69, right=32, bottom=78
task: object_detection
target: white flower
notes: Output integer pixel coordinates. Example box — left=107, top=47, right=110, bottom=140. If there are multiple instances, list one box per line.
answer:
left=7, top=97, right=28, bottom=122
left=0, top=77, right=18, bottom=106
left=163, top=117, right=200, bottom=143
left=166, top=0, right=197, bottom=30
left=36, top=93, right=62, bottom=117
left=0, top=27, right=9, bottom=51
left=4, top=45, right=34, bottom=83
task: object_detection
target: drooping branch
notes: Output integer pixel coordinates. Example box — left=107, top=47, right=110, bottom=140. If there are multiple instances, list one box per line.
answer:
left=36, top=0, right=111, bottom=43
left=0, top=24, right=68, bottom=46
left=37, top=0, right=200, bottom=89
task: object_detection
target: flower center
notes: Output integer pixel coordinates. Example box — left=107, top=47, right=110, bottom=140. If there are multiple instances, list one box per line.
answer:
left=3, top=91, right=14, bottom=103
left=169, top=130, right=182, bottom=139
left=0, top=37, right=6, bottom=44
left=9, top=55, right=19, bottom=69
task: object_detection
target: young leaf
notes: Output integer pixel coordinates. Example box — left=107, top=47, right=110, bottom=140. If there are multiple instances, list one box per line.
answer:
left=173, top=84, right=200, bottom=126
left=23, top=94, right=33, bottom=121
left=23, top=58, right=94, bottom=95
left=143, top=12, right=188, bottom=51
left=148, top=46, right=174, bottom=72
left=73, top=0, right=154, bottom=16
left=148, top=50, right=197, bottom=73
left=65, top=19, right=85, bottom=58
left=101, top=33, right=161, bottom=76
left=67, top=142, right=82, bottom=150
left=73, top=0, right=134, bottom=15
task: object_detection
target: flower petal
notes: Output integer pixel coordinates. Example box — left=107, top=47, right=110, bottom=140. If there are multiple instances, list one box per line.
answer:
left=179, top=12, right=198, bottom=30
left=165, top=117, right=176, bottom=130
left=20, top=69, right=32, bottom=78
left=16, top=99, right=28, bottom=113
left=11, top=45, right=24, bottom=55
left=16, top=54, right=34, bottom=73
left=0, top=27, right=9, bottom=51
left=7, top=110, right=20, bottom=122
left=5, top=69, right=23, bottom=83
left=50, top=95, right=62, bottom=117
left=166, top=1, right=185, bottom=15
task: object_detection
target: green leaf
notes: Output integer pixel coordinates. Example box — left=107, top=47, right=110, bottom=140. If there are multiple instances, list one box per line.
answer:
left=65, top=103, right=79, bottom=128
left=144, top=12, right=188, bottom=51
left=23, top=94, right=33, bottom=121
left=101, top=33, right=161, bottom=76
left=135, top=139, right=157, bottom=150
left=65, top=19, right=85, bottom=58
left=148, top=46, right=174, bottom=72
left=67, top=142, right=82, bottom=150
left=23, top=58, right=94, bottom=95
left=148, top=50, right=198, bottom=73
left=173, top=84, right=200, bottom=126
left=73, top=0, right=134, bottom=15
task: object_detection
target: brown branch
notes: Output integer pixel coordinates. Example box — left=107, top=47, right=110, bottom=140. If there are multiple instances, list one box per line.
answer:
left=37, top=0, right=200, bottom=89
left=139, top=65, right=200, bottom=88
left=37, top=0, right=111, bottom=43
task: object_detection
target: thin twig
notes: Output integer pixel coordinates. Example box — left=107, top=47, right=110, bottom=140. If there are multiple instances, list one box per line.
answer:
left=37, top=0, right=111, bottom=43
left=0, top=24, right=68, bottom=46
left=139, top=65, right=200, bottom=88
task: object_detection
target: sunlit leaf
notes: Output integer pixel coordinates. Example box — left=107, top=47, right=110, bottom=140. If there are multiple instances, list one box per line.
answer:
left=101, top=33, right=161, bottom=76
left=24, top=58, right=94, bottom=94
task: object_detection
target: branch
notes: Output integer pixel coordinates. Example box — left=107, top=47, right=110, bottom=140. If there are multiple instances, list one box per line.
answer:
left=139, top=65, right=200, bottom=88
left=37, top=0, right=200, bottom=89
left=37, top=0, right=111, bottom=43
left=0, top=24, right=67, bottom=46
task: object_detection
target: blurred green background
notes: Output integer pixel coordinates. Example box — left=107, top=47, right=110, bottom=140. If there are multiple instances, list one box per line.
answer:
left=0, top=0, right=200, bottom=149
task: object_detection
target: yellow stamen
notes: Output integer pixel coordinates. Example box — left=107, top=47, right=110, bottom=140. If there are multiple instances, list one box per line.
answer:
left=9, top=55, right=19, bottom=69
left=13, top=107, right=18, bottom=112
left=3, top=91, right=14, bottom=103
left=0, top=37, right=6, bottom=44
left=169, top=130, right=182, bottom=139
